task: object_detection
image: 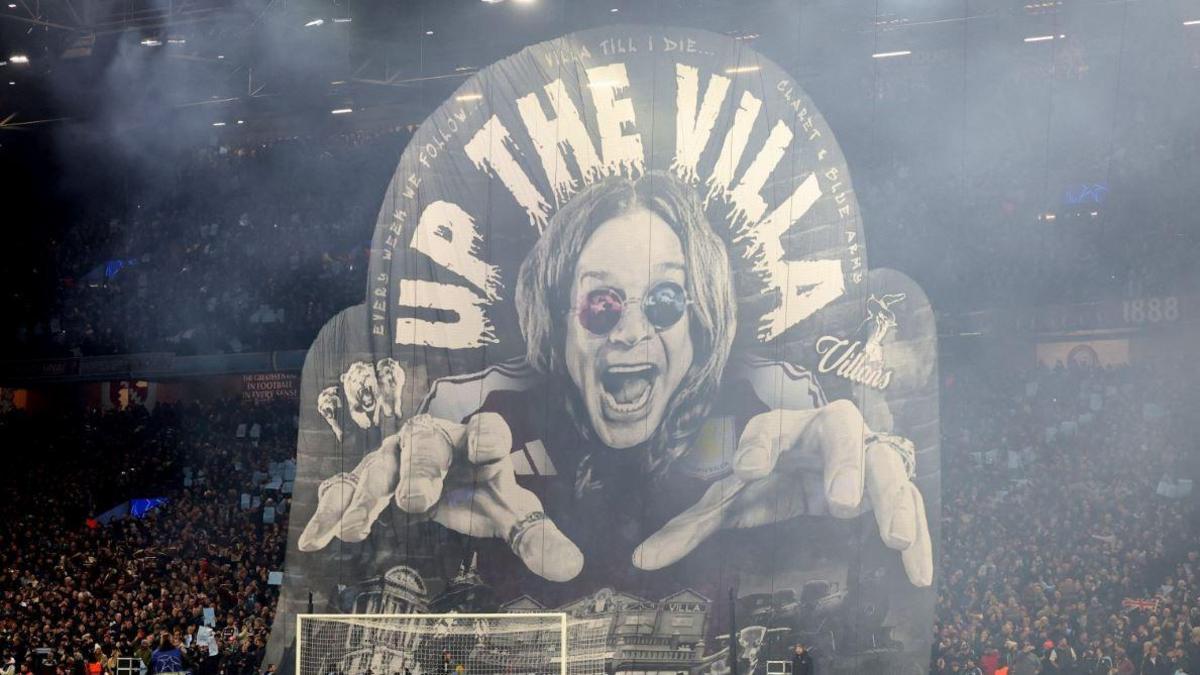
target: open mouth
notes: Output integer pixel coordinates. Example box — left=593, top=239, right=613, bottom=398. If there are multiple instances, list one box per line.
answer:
left=600, top=364, right=657, bottom=418
left=358, top=389, right=376, bottom=409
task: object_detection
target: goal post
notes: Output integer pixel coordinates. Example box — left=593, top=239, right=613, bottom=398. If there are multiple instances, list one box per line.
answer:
left=296, top=613, right=575, bottom=675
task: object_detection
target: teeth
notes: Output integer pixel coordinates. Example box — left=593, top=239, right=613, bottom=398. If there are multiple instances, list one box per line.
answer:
left=607, top=364, right=654, bottom=374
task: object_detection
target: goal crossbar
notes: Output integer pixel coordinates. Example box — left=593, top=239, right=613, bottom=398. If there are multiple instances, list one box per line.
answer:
left=297, top=613, right=573, bottom=675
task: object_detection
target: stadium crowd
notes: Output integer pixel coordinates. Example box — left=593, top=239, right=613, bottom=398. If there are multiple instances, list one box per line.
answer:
left=2, top=360, right=1195, bottom=675
left=0, top=397, right=295, bottom=675
left=2, top=127, right=409, bottom=358
left=3, top=112, right=1198, bottom=358
left=0, top=117, right=1196, bottom=675
left=0, top=5, right=1197, bottom=675
left=932, top=358, right=1200, bottom=675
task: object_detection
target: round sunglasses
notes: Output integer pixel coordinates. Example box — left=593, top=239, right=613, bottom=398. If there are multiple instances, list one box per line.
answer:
left=573, top=281, right=690, bottom=336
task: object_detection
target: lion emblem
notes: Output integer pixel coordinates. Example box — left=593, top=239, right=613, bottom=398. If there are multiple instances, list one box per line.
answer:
left=316, top=385, right=342, bottom=442
left=375, top=358, right=406, bottom=419
left=340, top=361, right=381, bottom=430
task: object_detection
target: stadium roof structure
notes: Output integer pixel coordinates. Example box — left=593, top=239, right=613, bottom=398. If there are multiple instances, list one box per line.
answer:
left=4, top=0, right=1196, bottom=138
left=1, top=0, right=257, bottom=36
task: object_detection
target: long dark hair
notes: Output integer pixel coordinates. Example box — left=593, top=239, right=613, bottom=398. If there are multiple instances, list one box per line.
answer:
left=515, top=171, right=736, bottom=477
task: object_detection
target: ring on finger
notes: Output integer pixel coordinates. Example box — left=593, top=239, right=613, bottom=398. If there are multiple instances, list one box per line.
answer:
left=317, top=472, right=359, bottom=500
left=866, top=432, right=917, bottom=480
left=406, top=413, right=457, bottom=449
left=507, top=511, right=549, bottom=549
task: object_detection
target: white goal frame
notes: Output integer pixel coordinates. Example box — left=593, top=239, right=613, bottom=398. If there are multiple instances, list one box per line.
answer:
left=296, top=613, right=571, bottom=675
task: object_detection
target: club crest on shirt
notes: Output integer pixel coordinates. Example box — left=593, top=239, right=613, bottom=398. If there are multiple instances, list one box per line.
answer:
left=813, top=293, right=905, bottom=391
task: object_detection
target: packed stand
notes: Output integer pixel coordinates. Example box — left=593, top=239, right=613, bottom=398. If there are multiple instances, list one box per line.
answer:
left=933, top=360, right=1200, bottom=674
left=0, top=398, right=296, bottom=675
left=859, top=27, right=1200, bottom=314
left=6, top=107, right=1200, bottom=358
left=3, top=127, right=411, bottom=358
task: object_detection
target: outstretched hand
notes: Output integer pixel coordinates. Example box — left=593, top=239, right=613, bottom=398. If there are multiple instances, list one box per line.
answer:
left=299, top=400, right=931, bottom=587
left=632, top=400, right=933, bottom=586
left=298, top=412, right=584, bottom=582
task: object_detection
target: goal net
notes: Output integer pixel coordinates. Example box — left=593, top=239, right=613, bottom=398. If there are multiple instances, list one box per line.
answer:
left=297, top=613, right=608, bottom=675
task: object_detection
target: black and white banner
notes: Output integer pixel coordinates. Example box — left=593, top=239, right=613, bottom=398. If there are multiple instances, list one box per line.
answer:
left=269, top=26, right=940, bottom=675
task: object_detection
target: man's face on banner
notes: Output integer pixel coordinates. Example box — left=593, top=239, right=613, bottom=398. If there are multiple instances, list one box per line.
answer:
left=564, top=208, right=694, bottom=449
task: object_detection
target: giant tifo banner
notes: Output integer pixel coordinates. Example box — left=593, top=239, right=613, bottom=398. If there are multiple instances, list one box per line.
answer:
left=268, top=26, right=940, bottom=675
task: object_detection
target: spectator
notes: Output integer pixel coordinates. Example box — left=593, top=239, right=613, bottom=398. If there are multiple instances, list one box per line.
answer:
left=791, top=644, right=814, bottom=675
left=1, top=126, right=414, bottom=358
left=1139, top=643, right=1165, bottom=675
left=0, top=398, right=293, bottom=675
left=1011, top=644, right=1041, bottom=675
left=86, top=648, right=104, bottom=675
left=932, top=360, right=1200, bottom=674
left=151, top=636, right=184, bottom=674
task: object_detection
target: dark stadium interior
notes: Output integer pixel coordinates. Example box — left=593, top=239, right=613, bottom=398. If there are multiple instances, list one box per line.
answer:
left=2, top=1, right=1199, bottom=674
